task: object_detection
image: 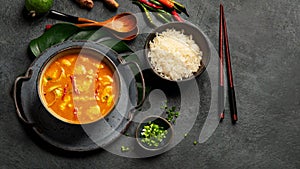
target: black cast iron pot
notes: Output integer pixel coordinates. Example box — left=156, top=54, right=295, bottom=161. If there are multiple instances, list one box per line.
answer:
left=13, top=41, right=145, bottom=152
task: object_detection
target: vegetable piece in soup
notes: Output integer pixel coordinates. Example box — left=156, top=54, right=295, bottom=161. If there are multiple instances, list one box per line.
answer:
left=41, top=53, right=118, bottom=124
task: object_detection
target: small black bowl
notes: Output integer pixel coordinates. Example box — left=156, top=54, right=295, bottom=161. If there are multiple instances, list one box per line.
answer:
left=136, top=116, right=173, bottom=152
left=144, top=22, right=211, bottom=82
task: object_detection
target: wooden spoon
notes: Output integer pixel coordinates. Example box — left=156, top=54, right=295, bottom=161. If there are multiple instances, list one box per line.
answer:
left=75, top=13, right=137, bottom=33
left=48, top=10, right=137, bottom=33
left=110, top=26, right=139, bottom=41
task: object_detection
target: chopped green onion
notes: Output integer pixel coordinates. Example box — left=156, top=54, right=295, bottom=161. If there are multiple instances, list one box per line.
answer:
left=140, top=121, right=168, bottom=147
left=121, top=146, right=130, bottom=152
left=163, top=102, right=180, bottom=123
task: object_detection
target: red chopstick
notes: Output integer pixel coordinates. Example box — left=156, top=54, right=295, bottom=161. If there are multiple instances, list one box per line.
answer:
left=219, top=4, right=238, bottom=124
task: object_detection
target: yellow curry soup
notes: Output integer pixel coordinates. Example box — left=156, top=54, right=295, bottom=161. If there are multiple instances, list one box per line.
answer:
left=40, top=53, right=119, bottom=124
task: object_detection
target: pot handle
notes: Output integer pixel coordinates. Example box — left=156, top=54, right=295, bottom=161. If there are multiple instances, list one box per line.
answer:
left=13, top=68, right=35, bottom=126
left=118, top=56, right=146, bottom=109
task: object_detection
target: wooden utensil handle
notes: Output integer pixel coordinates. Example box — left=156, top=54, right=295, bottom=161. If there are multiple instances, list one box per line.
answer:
left=48, top=10, right=95, bottom=23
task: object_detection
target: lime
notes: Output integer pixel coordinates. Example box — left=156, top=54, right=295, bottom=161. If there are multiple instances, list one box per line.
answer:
left=25, top=0, right=53, bottom=17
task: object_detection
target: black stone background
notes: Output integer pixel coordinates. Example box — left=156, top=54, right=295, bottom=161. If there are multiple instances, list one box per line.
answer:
left=0, top=0, right=299, bottom=168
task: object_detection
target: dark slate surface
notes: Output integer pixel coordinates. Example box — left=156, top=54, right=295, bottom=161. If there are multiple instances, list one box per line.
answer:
left=1, top=0, right=299, bottom=168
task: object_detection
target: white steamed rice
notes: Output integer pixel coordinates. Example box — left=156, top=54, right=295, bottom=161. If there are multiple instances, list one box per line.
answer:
left=148, top=28, right=202, bottom=81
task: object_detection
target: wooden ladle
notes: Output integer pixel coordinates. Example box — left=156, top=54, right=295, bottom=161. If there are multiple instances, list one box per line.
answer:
left=48, top=10, right=137, bottom=33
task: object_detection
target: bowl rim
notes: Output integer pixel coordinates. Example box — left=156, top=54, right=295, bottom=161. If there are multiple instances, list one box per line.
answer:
left=135, top=115, right=174, bottom=151
left=144, top=22, right=211, bottom=82
left=37, top=44, right=121, bottom=125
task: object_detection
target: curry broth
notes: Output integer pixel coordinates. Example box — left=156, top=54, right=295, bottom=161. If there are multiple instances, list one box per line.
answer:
left=40, top=51, right=119, bottom=124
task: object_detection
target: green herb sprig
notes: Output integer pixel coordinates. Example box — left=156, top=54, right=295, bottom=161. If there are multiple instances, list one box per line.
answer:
left=161, top=102, right=180, bottom=124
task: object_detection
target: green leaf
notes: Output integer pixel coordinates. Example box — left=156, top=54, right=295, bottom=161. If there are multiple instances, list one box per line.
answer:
left=68, top=28, right=109, bottom=41
left=99, top=39, right=133, bottom=53
left=29, top=23, right=80, bottom=57
left=29, top=23, right=134, bottom=57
